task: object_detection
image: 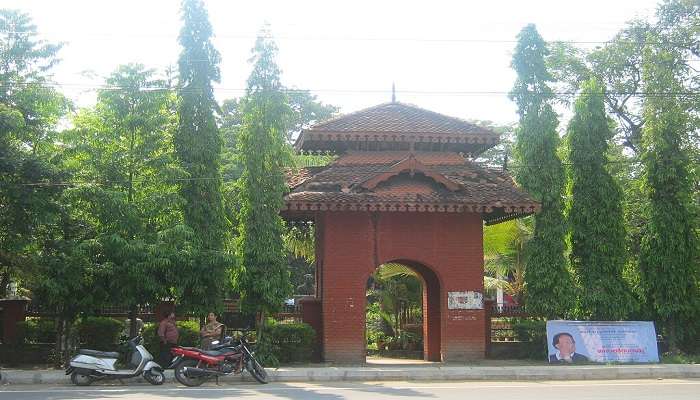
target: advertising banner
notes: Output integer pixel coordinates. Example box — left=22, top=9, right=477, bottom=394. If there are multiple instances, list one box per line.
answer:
left=546, top=320, right=659, bottom=363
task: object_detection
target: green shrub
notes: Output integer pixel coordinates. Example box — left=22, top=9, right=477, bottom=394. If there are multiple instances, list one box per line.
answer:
left=16, top=318, right=57, bottom=344
left=76, top=317, right=124, bottom=351
left=512, top=318, right=547, bottom=359
left=142, top=320, right=201, bottom=357
left=16, top=321, right=32, bottom=344
left=256, top=321, right=316, bottom=367
left=176, top=320, right=201, bottom=347
left=142, top=322, right=159, bottom=356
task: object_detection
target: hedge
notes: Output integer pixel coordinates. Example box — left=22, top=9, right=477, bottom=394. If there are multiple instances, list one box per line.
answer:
left=76, top=317, right=124, bottom=351
left=511, top=318, right=547, bottom=359
left=16, top=318, right=57, bottom=344
left=256, top=322, right=316, bottom=367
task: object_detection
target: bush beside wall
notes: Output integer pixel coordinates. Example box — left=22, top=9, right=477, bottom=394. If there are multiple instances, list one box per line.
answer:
left=76, top=317, right=124, bottom=351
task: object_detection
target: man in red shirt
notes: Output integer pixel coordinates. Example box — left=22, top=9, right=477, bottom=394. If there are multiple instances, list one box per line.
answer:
left=157, top=312, right=179, bottom=367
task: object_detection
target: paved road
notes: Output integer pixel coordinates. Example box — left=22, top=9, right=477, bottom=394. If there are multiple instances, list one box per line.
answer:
left=1, top=379, right=699, bottom=399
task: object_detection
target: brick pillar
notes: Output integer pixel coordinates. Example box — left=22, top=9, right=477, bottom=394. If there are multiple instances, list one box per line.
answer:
left=423, top=276, right=442, bottom=361
left=321, top=212, right=374, bottom=364
left=0, top=299, right=29, bottom=344
left=299, top=297, right=322, bottom=362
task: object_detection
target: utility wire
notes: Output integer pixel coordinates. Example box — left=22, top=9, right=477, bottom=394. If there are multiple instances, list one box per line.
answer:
left=2, top=82, right=700, bottom=97
left=2, top=30, right=698, bottom=47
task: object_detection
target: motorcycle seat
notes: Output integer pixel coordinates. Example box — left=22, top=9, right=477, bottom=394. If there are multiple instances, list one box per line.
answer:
left=201, top=349, right=229, bottom=356
left=78, top=349, right=120, bottom=358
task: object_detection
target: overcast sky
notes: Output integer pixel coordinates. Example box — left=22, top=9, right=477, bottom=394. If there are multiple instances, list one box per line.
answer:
left=6, top=0, right=661, bottom=125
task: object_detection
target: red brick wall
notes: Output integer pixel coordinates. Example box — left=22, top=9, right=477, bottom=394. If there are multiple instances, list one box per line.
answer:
left=299, top=297, right=323, bottom=362
left=318, top=211, right=485, bottom=364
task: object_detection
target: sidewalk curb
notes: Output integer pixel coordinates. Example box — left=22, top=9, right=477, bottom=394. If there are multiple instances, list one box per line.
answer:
left=1, top=364, right=698, bottom=385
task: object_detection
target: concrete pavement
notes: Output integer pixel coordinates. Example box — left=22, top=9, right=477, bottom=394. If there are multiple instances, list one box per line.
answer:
left=1, top=363, right=698, bottom=385
left=1, top=379, right=700, bottom=400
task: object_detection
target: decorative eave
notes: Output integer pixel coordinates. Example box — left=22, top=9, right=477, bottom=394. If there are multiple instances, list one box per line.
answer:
left=360, top=154, right=461, bottom=191
left=281, top=199, right=540, bottom=224
left=296, top=131, right=499, bottom=154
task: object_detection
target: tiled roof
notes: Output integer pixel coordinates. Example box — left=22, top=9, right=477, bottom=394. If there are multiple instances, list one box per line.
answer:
left=334, top=151, right=466, bottom=166
left=296, top=102, right=500, bottom=155
left=283, top=151, right=539, bottom=223
left=307, top=102, right=497, bottom=136
left=286, top=166, right=327, bottom=190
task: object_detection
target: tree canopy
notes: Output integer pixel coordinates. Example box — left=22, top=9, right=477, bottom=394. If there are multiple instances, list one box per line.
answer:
left=233, top=31, right=292, bottom=317
left=509, top=24, right=573, bottom=319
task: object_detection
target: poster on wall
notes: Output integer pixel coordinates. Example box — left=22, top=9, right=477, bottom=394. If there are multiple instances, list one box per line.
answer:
left=447, top=291, right=483, bottom=310
left=546, top=320, right=659, bottom=364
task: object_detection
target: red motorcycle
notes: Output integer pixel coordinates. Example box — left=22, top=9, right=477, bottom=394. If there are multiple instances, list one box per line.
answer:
left=169, top=337, right=268, bottom=387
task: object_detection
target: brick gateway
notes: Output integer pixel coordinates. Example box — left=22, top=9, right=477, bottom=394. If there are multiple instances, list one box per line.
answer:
left=284, top=102, right=538, bottom=364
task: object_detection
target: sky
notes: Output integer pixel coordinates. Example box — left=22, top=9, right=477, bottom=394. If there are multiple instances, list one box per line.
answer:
left=6, top=0, right=662, bottom=126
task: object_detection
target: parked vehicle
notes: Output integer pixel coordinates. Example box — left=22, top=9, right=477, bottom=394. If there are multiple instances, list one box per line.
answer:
left=170, top=336, right=267, bottom=386
left=66, top=335, right=164, bottom=386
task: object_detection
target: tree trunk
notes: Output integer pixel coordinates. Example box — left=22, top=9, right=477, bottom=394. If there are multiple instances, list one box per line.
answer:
left=54, top=317, right=65, bottom=368
left=667, top=320, right=679, bottom=354
left=0, top=272, right=9, bottom=298
left=256, top=310, right=266, bottom=341
left=54, top=317, right=75, bottom=367
left=129, top=306, right=138, bottom=338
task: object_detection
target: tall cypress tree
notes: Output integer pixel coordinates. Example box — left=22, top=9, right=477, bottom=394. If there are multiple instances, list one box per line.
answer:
left=566, top=78, right=634, bottom=320
left=234, top=32, right=292, bottom=317
left=174, top=0, right=228, bottom=312
left=510, top=24, right=573, bottom=318
left=639, top=42, right=698, bottom=351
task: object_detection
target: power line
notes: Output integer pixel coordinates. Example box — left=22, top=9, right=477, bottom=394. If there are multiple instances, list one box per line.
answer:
left=2, top=82, right=700, bottom=98
left=2, top=30, right=698, bottom=48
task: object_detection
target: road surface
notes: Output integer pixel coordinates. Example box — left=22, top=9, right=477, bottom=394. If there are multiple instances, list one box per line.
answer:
left=1, top=379, right=698, bottom=399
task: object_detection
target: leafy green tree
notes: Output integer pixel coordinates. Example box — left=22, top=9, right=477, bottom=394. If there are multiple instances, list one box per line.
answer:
left=65, top=64, right=185, bottom=336
left=472, top=121, right=515, bottom=169
left=548, top=1, right=699, bottom=156
left=220, top=90, right=338, bottom=182
left=638, top=42, right=699, bottom=352
left=285, top=90, right=339, bottom=142
left=234, top=32, right=292, bottom=319
left=0, top=9, right=68, bottom=296
left=509, top=24, right=573, bottom=318
left=483, top=219, right=532, bottom=304
left=566, top=78, right=634, bottom=320
left=174, top=0, right=230, bottom=313
left=29, top=207, right=105, bottom=364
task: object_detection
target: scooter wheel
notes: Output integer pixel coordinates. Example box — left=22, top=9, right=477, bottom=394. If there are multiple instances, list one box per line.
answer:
left=144, top=369, right=165, bottom=385
left=70, top=371, right=93, bottom=386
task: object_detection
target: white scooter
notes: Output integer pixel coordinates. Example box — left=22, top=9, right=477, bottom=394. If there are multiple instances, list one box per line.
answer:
left=66, top=335, right=164, bottom=386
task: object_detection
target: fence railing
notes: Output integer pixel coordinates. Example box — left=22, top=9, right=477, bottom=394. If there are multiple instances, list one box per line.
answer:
left=489, top=303, right=527, bottom=317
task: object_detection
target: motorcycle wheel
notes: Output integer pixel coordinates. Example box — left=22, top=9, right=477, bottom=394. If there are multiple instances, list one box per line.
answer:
left=143, top=369, right=165, bottom=385
left=174, top=359, right=207, bottom=387
left=70, top=371, right=93, bottom=386
left=246, top=357, right=268, bottom=384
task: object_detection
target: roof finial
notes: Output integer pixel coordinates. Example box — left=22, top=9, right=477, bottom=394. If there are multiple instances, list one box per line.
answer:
left=391, top=82, right=396, bottom=103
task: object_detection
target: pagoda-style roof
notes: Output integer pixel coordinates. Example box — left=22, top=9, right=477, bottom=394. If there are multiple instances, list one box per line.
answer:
left=295, top=102, right=500, bottom=155
left=283, top=151, right=539, bottom=224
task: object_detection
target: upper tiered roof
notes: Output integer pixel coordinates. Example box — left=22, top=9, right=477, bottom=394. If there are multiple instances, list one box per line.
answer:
left=296, top=102, right=500, bottom=155
left=284, top=103, right=539, bottom=224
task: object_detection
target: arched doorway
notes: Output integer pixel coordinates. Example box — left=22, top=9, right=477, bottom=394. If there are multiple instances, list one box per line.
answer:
left=366, top=260, right=442, bottom=362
